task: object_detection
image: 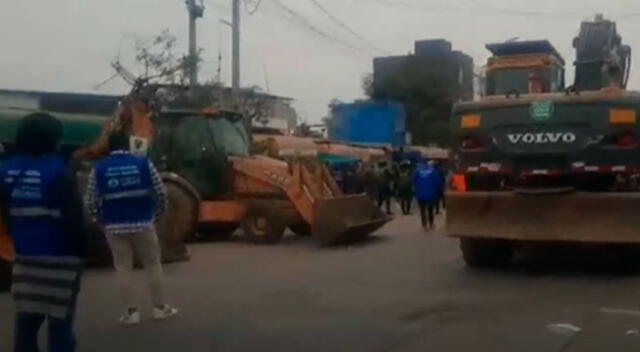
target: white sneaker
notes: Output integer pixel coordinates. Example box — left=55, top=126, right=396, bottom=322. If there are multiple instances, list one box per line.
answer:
left=153, top=305, right=179, bottom=321
left=119, top=310, right=141, bottom=326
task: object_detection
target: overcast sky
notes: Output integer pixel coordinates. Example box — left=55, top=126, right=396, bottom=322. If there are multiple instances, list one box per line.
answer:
left=2, top=0, right=640, bottom=122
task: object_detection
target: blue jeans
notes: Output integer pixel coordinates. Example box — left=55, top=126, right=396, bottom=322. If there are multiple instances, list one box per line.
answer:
left=13, top=284, right=79, bottom=352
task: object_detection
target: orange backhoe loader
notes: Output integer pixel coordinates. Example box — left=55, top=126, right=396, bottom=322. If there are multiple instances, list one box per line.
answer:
left=75, top=85, right=391, bottom=259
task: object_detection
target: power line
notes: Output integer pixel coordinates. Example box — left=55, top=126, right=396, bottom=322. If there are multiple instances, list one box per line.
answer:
left=203, top=0, right=228, bottom=10
left=307, top=0, right=384, bottom=54
left=271, top=0, right=375, bottom=55
left=350, top=0, right=640, bottom=19
left=246, top=0, right=263, bottom=15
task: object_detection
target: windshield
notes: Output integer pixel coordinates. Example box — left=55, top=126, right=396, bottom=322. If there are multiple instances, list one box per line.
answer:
left=207, top=118, right=249, bottom=156
left=486, top=67, right=554, bottom=95
left=487, top=68, right=530, bottom=95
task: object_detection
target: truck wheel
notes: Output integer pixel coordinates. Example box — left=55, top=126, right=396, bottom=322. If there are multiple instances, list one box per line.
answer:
left=155, top=181, right=198, bottom=262
left=241, top=202, right=285, bottom=244
left=0, top=258, right=11, bottom=292
left=289, top=224, right=312, bottom=237
left=460, top=238, right=513, bottom=268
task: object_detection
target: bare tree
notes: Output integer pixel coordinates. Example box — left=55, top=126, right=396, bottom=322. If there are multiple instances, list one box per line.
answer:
left=361, top=73, right=375, bottom=99
left=237, top=86, right=271, bottom=126
left=119, top=31, right=273, bottom=129
left=131, top=30, right=200, bottom=85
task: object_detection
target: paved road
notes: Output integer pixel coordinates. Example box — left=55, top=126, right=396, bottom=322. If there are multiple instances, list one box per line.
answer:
left=2, top=213, right=640, bottom=351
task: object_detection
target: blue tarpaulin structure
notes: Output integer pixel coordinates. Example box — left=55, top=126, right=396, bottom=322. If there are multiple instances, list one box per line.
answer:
left=328, top=100, right=406, bottom=147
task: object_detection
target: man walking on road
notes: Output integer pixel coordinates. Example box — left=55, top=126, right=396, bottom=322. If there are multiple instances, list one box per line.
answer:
left=413, top=161, right=443, bottom=230
left=432, top=161, right=447, bottom=215
left=376, top=161, right=395, bottom=215
left=85, top=132, right=178, bottom=325
left=397, top=160, right=414, bottom=215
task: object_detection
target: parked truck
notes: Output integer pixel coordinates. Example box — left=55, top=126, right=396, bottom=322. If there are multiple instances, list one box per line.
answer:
left=447, top=15, right=640, bottom=267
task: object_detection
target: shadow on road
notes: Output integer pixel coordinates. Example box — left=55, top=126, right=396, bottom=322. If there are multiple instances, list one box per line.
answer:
left=480, top=245, right=640, bottom=278
left=188, top=231, right=392, bottom=250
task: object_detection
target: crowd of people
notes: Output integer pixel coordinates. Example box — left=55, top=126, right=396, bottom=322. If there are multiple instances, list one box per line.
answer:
left=332, top=156, right=447, bottom=231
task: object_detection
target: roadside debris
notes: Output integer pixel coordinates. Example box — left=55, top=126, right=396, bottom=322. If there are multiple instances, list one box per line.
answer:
left=547, top=323, right=582, bottom=336
left=600, top=308, right=640, bottom=316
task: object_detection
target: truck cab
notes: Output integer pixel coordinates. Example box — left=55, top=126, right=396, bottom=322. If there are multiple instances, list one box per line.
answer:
left=484, top=40, right=565, bottom=96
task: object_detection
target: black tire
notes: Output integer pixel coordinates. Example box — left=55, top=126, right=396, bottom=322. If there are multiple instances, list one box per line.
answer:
left=289, top=224, right=312, bottom=237
left=155, top=182, right=199, bottom=262
left=0, top=258, right=11, bottom=292
left=241, top=202, right=286, bottom=244
left=460, top=238, right=513, bottom=269
left=197, top=223, right=238, bottom=242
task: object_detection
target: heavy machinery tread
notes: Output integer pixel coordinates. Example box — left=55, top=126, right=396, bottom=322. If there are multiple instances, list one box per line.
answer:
left=460, top=238, right=513, bottom=269
left=241, top=201, right=286, bottom=244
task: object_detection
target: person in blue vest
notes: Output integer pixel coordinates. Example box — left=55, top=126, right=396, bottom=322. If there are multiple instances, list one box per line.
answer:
left=84, top=131, right=178, bottom=325
left=413, top=160, right=444, bottom=230
left=0, top=113, right=86, bottom=352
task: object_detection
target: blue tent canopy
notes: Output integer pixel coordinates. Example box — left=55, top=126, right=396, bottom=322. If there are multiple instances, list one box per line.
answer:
left=318, top=153, right=361, bottom=166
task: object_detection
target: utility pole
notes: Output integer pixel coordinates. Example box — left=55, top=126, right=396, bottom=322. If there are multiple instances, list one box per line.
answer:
left=232, top=0, right=241, bottom=101
left=186, top=0, right=204, bottom=88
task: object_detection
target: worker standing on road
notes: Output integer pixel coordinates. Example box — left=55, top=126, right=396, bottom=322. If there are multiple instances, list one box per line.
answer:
left=432, top=161, right=447, bottom=215
left=413, top=161, right=443, bottom=230
left=85, top=132, right=178, bottom=325
left=360, top=163, right=378, bottom=202
left=376, top=161, right=395, bottom=215
left=0, top=113, right=86, bottom=352
left=397, top=160, right=414, bottom=215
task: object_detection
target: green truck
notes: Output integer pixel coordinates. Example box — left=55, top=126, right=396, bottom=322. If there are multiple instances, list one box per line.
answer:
left=447, top=16, right=640, bottom=267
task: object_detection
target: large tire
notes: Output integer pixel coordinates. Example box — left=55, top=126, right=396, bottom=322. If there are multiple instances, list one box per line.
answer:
left=241, top=202, right=285, bottom=244
left=0, top=258, right=11, bottom=292
left=155, top=181, right=199, bottom=262
left=460, top=238, right=513, bottom=269
left=289, top=224, right=312, bottom=237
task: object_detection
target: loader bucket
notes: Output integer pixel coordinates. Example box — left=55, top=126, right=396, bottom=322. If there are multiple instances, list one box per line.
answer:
left=312, top=195, right=391, bottom=245
left=447, top=191, right=640, bottom=244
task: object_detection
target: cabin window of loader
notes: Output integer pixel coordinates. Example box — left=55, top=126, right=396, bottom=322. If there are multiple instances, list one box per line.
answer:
left=207, top=118, right=250, bottom=156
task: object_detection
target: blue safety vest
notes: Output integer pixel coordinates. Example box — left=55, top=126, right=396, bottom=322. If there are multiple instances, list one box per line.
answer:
left=0, top=154, right=74, bottom=256
left=413, top=165, right=443, bottom=203
left=94, top=152, right=155, bottom=228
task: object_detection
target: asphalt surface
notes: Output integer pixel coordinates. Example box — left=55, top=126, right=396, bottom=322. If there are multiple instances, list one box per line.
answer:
left=2, top=210, right=640, bottom=351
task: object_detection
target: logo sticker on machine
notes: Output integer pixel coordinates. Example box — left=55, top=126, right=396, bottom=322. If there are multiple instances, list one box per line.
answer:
left=129, top=136, right=149, bottom=156
left=507, top=132, right=577, bottom=144
left=530, top=101, right=555, bottom=121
